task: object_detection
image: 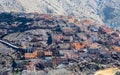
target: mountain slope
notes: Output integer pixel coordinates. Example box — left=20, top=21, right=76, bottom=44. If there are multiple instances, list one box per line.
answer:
left=0, top=0, right=119, bottom=29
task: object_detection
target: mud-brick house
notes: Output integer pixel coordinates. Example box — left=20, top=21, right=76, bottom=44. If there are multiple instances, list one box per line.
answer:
left=26, top=62, right=36, bottom=71
left=68, top=23, right=76, bottom=28
left=44, top=51, right=53, bottom=61
left=20, top=42, right=29, bottom=49
left=62, top=36, right=73, bottom=42
left=26, top=60, right=45, bottom=71
left=89, top=34, right=99, bottom=42
left=24, top=47, right=43, bottom=59
left=58, top=43, right=71, bottom=50
left=25, top=47, right=34, bottom=53
left=58, top=15, right=67, bottom=19
left=62, top=27, right=74, bottom=36
left=47, top=24, right=57, bottom=28
left=72, top=26, right=81, bottom=33
left=117, top=40, right=120, bottom=46
left=76, top=33, right=87, bottom=41
left=44, top=51, right=53, bottom=56
left=99, top=53, right=111, bottom=59
left=52, top=34, right=63, bottom=42
left=32, top=42, right=43, bottom=48
left=72, top=42, right=85, bottom=50
left=59, top=50, right=73, bottom=59
left=34, top=48, right=44, bottom=57
left=75, top=20, right=83, bottom=26
left=68, top=16, right=76, bottom=23
left=11, top=21, right=19, bottom=27
left=0, top=29, right=7, bottom=35
left=89, top=43, right=101, bottom=49
left=24, top=50, right=40, bottom=59
left=82, top=19, right=94, bottom=25
left=87, top=48, right=100, bottom=54
left=114, top=46, right=120, bottom=52
left=100, top=26, right=114, bottom=34
left=79, top=25, right=88, bottom=32
left=39, top=14, right=53, bottom=20
left=88, top=25, right=99, bottom=32
left=52, top=57, right=68, bottom=66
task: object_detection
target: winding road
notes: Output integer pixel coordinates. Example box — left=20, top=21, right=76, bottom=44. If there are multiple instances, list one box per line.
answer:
left=0, top=39, right=20, bottom=49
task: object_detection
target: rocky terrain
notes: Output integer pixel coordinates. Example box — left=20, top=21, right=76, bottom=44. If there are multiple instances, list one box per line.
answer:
left=0, top=0, right=120, bottom=29
left=0, top=0, right=120, bottom=75
left=0, top=12, right=120, bottom=75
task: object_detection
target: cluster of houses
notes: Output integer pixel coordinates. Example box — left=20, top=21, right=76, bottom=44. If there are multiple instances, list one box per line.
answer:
left=20, top=14, right=120, bottom=71
left=0, top=13, right=120, bottom=72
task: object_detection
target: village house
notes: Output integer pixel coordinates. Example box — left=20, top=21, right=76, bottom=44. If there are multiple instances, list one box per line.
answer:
left=114, top=46, right=120, bottom=52
left=58, top=43, right=71, bottom=50
left=76, top=33, right=87, bottom=41
left=100, top=26, right=114, bottom=34
left=117, top=40, right=120, bottom=46
left=44, top=50, right=53, bottom=61
left=11, top=21, right=19, bottom=27
left=25, top=47, right=34, bottom=53
left=72, top=42, right=85, bottom=50
left=52, top=34, right=63, bottom=42
left=108, top=38, right=118, bottom=45
left=44, top=50, right=53, bottom=56
left=0, top=29, right=7, bottom=35
left=20, top=42, right=29, bottom=49
left=98, top=47, right=110, bottom=54
left=62, top=27, right=74, bottom=36
left=89, top=43, right=101, bottom=49
left=58, top=22, right=67, bottom=28
left=24, top=50, right=40, bottom=59
left=99, top=53, right=111, bottom=59
left=87, top=48, right=100, bottom=54
left=62, top=36, right=73, bottom=42
left=30, top=35, right=48, bottom=42
left=79, top=25, right=88, bottom=32
left=37, top=22, right=49, bottom=29
left=75, top=20, right=83, bottom=26
left=26, top=60, right=45, bottom=71
left=32, top=42, right=43, bottom=47
left=78, top=48, right=88, bottom=54
left=88, top=25, right=99, bottom=32
left=68, top=23, right=76, bottom=28
left=47, top=24, right=57, bottom=28
left=33, top=48, right=44, bottom=58
left=111, top=32, right=120, bottom=38
left=52, top=57, right=68, bottom=66
left=26, top=62, right=36, bottom=71
left=72, top=26, right=81, bottom=33
left=38, top=14, right=53, bottom=20
left=68, top=16, right=76, bottom=23
left=30, top=38, right=40, bottom=42
left=82, top=19, right=94, bottom=25
left=32, top=41, right=47, bottom=48
left=89, top=34, right=99, bottom=42
left=59, top=50, right=73, bottom=59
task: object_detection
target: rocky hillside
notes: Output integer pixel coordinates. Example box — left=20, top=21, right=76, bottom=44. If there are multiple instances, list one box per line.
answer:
left=0, top=0, right=120, bottom=29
